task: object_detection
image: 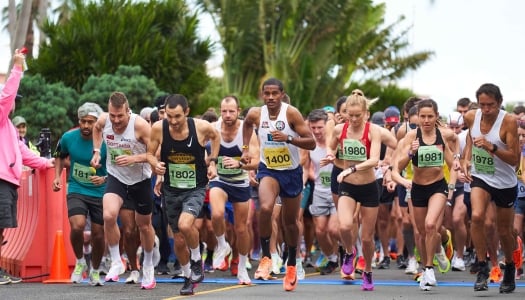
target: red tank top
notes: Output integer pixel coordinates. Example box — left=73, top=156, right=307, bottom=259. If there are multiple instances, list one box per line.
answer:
left=339, top=121, right=371, bottom=159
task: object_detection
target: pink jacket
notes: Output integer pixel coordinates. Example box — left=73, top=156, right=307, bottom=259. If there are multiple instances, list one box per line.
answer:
left=0, top=65, right=49, bottom=187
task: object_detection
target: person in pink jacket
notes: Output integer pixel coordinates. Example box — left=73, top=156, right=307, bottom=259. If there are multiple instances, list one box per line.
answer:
left=0, top=49, right=54, bottom=285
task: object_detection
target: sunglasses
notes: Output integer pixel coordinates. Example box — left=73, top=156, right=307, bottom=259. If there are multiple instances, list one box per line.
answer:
left=351, top=91, right=363, bottom=96
left=409, top=123, right=417, bottom=129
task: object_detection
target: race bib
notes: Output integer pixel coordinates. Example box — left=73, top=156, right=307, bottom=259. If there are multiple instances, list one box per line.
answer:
left=109, top=148, right=132, bottom=164
left=341, top=139, right=366, bottom=161
left=263, top=146, right=292, bottom=168
left=417, top=145, right=443, bottom=167
left=168, top=163, right=196, bottom=189
left=72, top=162, right=94, bottom=184
left=472, top=147, right=495, bottom=174
left=218, top=156, right=242, bottom=175
left=319, top=171, right=331, bottom=187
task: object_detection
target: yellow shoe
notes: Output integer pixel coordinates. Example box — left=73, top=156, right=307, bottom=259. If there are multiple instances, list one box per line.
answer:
left=443, top=229, right=454, bottom=261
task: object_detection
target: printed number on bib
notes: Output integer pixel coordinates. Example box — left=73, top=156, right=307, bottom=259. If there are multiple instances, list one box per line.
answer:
left=263, top=146, right=292, bottom=168
left=72, top=162, right=94, bottom=184
left=417, top=145, right=443, bottom=167
left=342, top=139, right=366, bottom=161
left=472, top=147, right=495, bottom=174
left=168, top=163, right=197, bottom=188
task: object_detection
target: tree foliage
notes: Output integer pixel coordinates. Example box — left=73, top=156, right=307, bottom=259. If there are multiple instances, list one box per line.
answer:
left=80, top=65, right=163, bottom=111
left=196, top=0, right=432, bottom=114
left=29, top=0, right=212, bottom=105
left=15, top=74, right=79, bottom=144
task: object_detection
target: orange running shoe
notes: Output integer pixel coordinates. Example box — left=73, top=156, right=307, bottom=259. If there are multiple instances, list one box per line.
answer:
left=514, top=236, right=523, bottom=270
left=230, top=257, right=239, bottom=276
left=254, top=257, right=272, bottom=280
left=283, top=266, right=298, bottom=291
left=489, top=266, right=502, bottom=283
left=355, top=256, right=365, bottom=275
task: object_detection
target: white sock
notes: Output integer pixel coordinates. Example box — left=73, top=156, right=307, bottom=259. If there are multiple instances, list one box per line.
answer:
left=143, top=250, right=153, bottom=267
left=182, top=262, right=191, bottom=278
left=108, top=244, right=121, bottom=265
left=190, top=247, right=201, bottom=261
left=328, top=254, right=338, bottom=263
left=239, top=254, right=248, bottom=269
left=217, top=234, right=227, bottom=248
left=77, top=257, right=86, bottom=265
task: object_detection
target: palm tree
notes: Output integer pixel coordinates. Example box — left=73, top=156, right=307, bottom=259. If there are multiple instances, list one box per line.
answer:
left=196, top=0, right=433, bottom=112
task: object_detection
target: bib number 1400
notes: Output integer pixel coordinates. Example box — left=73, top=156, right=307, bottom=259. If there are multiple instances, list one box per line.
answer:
left=266, top=154, right=290, bottom=165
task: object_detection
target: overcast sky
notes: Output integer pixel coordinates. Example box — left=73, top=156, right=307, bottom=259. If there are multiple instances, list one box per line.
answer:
left=1, top=0, right=524, bottom=116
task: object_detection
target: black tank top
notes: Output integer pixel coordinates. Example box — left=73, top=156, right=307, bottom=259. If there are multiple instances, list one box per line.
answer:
left=411, top=127, right=445, bottom=168
left=161, top=118, right=208, bottom=192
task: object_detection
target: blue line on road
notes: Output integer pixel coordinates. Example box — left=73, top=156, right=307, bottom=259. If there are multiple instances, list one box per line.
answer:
left=154, top=278, right=525, bottom=288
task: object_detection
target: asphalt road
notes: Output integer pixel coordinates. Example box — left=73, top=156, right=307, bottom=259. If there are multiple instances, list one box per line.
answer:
left=3, top=260, right=525, bottom=300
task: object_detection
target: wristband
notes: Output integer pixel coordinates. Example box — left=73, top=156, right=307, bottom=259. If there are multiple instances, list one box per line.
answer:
left=491, top=144, right=498, bottom=153
left=238, top=161, right=245, bottom=168
left=453, top=153, right=461, bottom=159
left=448, top=183, right=456, bottom=190
left=242, top=145, right=249, bottom=150
left=93, top=148, right=101, bottom=154
left=408, top=151, right=414, bottom=158
left=349, top=166, right=357, bottom=174
left=209, top=157, right=218, bottom=164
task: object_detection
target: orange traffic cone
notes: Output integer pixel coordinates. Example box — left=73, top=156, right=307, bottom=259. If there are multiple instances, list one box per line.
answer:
left=44, top=230, right=71, bottom=283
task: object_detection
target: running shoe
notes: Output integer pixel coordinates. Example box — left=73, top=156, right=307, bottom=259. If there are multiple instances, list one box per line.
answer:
left=271, top=253, right=283, bottom=275
left=489, top=265, right=502, bottom=283
left=190, top=259, right=204, bottom=283
left=296, top=261, right=305, bottom=280
left=140, top=265, right=156, bottom=290
left=71, top=261, right=88, bottom=283
left=341, top=249, right=356, bottom=278
left=203, top=261, right=214, bottom=273
left=396, top=254, right=407, bottom=269
left=378, top=256, right=390, bottom=269
left=125, top=270, right=140, bottom=284
left=452, top=256, right=466, bottom=271
left=237, top=265, right=252, bottom=285
left=320, top=261, right=338, bottom=275
left=443, top=229, right=454, bottom=261
left=304, top=256, right=315, bottom=268
left=315, top=252, right=328, bottom=271
left=474, top=262, right=490, bottom=291
left=213, top=243, right=232, bottom=270
left=88, top=269, right=104, bottom=286
left=0, top=269, right=21, bottom=284
left=425, top=268, right=437, bottom=286
left=254, top=256, right=272, bottom=280
left=0, top=275, right=10, bottom=285
left=361, top=271, right=374, bottom=291
left=405, top=256, right=419, bottom=275
left=434, top=246, right=451, bottom=273
left=419, top=269, right=430, bottom=291
left=180, top=277, right=196, bottom=295
left=500, top=262, right=516, bottom=293
left=105, top=261, right=125, bottom=282
left=230, top=257, right=239, bottom=276
left=217, top=255, right=230, bottom=272
left=514, top=236, right=523, bottom=271
left=283, top=266, right=297, bottom=291
left=355, top=256, right=365, bottom=274
left=156, top=262, right=170, bottom=275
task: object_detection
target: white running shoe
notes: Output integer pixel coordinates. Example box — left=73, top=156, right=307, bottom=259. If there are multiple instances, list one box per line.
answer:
left=237, top=266, right=251, bottom=285
left=405, top=256, right=419, bottom=275
left=425, top=268, right=437, bottom=286
left=296, top=261, right=305, bottom=280
left=88, top=269, right=104, bottom=286
left=271, top=254, right=283, bottom=275
left=141, top=265, right=156, bottom=290
left=419, top=270, right=431, bottom=291
left=105, top=261, right=125, bottom=282
left=452, top=256, right=466, bottom=271
left=213, top=243, right=232, bottom=269
left=125, top=270, right=140, bottom=284
left=71, top=261, right=87, bottom=283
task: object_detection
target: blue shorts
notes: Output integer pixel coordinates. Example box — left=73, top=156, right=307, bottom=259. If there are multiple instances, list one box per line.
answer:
left=514, top=197, right=525, bottom=215
left=209, top=181, right=251, bottom=203
left=256, top=163, right=303, bottom=198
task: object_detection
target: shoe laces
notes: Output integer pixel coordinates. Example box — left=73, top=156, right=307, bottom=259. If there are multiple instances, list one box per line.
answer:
left=74, top=263, right=85, bottom=274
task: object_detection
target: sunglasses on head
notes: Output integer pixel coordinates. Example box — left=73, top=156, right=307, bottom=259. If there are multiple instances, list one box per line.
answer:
left=351, top=91, right=363, bottom=96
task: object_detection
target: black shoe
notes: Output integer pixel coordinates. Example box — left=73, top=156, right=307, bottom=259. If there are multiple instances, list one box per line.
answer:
left=180, top=277, right=195, bottom=295
left=474, top=262, right=489, bottom=291
left=190, top=259, right=204, bottom=283
left=320, top=261, right=338, bottom=275
left=156, top=262, right=170, bottom=275
left=378, top=256, right=390, bottom=269
left=499, top=262, right=516, bottom=293
left=396, top=255, right=407, bottom=269
left=0, top=269, right=21, bottom=284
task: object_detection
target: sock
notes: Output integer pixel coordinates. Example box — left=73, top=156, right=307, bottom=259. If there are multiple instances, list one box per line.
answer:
left=182, top=262, right=191, bottom=278
left=217, top=234, right=227, bottom=248
left=77, top=257, right=86, bottom=265
left=190, top=247, right=201, bottom=261
left=108, top=244, right=121, bottom=265
left=328, top=254, right=338, bottom=263
left=287, top=246, right=297, bottom=266
left=239, top=254, right=248, bottom=269
left=261, top=237, right=271, bottom=258
left=205, top=250, right=214, bottom=264
left=143, top=250, right=153, bottom=267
